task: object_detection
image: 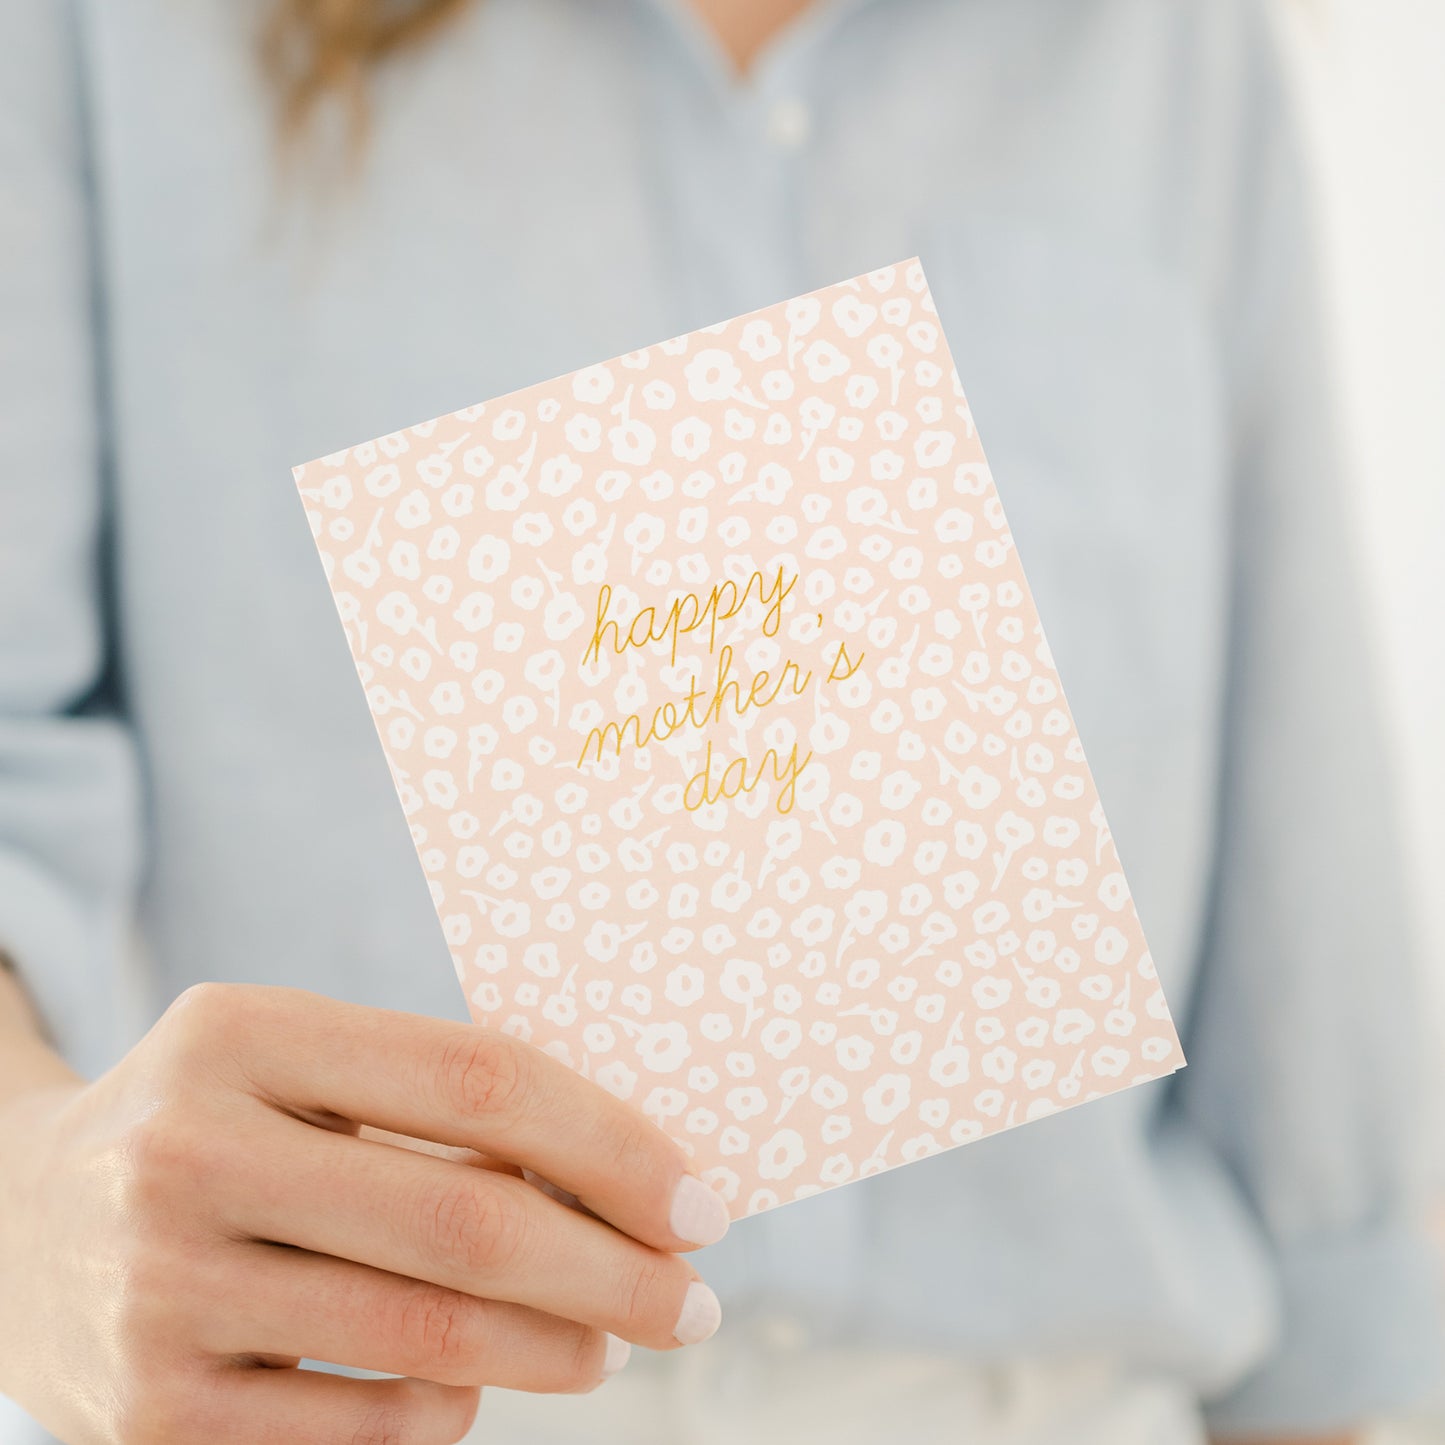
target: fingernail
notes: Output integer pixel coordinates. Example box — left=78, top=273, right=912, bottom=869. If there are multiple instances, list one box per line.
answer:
left=673, top=1281, right=722, bottom=1346
left=602, top=1333, right=631, bottom=1378
left=669, top=1174, right=730, bottom=1247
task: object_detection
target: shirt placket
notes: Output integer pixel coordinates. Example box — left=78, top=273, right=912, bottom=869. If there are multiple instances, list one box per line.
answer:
left=627, top=0, right=855, bottom=331
left=622, top=0, right=884, bottom=1331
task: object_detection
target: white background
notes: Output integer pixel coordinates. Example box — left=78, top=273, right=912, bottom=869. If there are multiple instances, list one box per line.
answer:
left=1288, top=0, right=1445, bottom=1437
left=1286, top=0, right=1445, bottom=1175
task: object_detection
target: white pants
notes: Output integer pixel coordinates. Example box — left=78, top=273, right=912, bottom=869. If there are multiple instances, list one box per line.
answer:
left=0, top=1340, right=1205, bottom=1445
left=471, top=1316, right=1207, bottom=1445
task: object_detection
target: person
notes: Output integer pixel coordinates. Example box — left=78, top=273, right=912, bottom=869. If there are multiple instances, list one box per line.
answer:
left=0, top=0, right=1438, bottom=1442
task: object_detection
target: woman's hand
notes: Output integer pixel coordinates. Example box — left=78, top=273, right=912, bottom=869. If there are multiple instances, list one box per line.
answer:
left=0, top=983, right=730, bottom=1445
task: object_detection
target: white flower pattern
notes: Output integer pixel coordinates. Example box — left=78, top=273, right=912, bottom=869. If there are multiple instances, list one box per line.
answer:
left=295, top=258, right=1185, bottom=1218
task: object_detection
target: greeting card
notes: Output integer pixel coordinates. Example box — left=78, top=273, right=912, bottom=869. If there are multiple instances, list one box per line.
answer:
left=294, top=258, right=1185, bottom=1219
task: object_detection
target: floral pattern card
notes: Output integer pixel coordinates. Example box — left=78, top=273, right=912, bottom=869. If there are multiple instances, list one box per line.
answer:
left=293, top=257, right=1185, bottom=1219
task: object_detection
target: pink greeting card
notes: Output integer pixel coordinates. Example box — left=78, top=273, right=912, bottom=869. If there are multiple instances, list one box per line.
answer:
left=294, top=258, right=1185, bottom=1219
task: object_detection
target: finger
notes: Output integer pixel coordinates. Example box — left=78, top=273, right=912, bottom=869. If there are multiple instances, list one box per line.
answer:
left=521, top=1167, right=583, bottom=1210
left=206, top=1240, right=631, bottom=1392
left=226, top=1114, right=722, bottom=1351
left=210, top=984, right=730, bottom=1251
left=358, top=1123, right=525, bottom=1176
left=209, top=1369, right=478, bottom=1445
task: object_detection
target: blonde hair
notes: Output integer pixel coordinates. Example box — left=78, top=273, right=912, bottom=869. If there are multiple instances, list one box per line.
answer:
left=262, top=0, right=472, bottom=144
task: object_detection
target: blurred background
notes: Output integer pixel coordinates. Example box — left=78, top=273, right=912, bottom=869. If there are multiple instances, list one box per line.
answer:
left=0, top=1, right=1440, bottom=1441
left=1290, top=0, right=1445, bottom=1439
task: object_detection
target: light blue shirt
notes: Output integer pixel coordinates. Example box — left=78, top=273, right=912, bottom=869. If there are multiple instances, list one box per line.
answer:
left=1, top=0, right=1439, bottom=1435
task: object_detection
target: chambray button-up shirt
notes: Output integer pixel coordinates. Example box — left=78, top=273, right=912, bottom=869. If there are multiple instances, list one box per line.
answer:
left=1, top=0, right=1438, bottom=1436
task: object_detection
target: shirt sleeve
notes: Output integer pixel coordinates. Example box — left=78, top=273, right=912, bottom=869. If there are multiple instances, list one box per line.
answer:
left=1181, top=4, right=1443, bottom=1433
left=0, top=0, right=144, bottom=1077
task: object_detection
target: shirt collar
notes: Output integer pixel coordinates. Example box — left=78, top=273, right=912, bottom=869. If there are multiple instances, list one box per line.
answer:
left=633, top=0, right=889, bottom=97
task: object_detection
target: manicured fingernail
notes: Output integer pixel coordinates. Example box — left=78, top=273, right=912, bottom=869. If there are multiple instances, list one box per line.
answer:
left=673, top=1281, right=722, bottom=1346
left=601, top=1333, right=631, bottom=1378
left=669, top=1174, right=730, bottom=1246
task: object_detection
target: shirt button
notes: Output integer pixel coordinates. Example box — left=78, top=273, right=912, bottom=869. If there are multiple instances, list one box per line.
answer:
left=765, top=96, right=812, bottom=150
